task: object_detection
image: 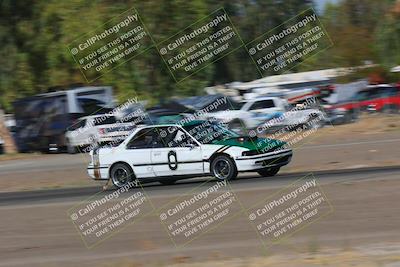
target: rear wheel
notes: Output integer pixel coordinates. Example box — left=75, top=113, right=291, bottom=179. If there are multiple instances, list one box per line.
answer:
left=342, top=112, right=353, bottom=124
left=257, top=167, right=280, bottom=177
left=211, top=155, right=238, bottom=181
left=110, top=163, right=135, bottom=188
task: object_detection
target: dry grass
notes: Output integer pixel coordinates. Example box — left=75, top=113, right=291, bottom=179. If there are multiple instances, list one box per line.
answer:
left=104, top=247, right=400, bottom=267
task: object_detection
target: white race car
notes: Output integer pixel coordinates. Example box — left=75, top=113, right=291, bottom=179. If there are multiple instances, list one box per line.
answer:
left=88, top=120, right=293, bottom=188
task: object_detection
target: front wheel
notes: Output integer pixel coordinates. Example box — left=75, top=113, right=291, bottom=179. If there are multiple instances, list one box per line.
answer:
left=257, top=167, right=280, bottom=177
left=211, top=155, right=238, bottom=181
left=110, top=163, right=135, bottom=188
left=66, top=138, right=76, bottom=154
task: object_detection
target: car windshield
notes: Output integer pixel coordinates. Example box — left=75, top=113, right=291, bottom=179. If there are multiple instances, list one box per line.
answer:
left=355, top=90, right=369, bottom=101
left=93, top=116, right=117, bottom=126
left=233, top=101, right=245, bottom=110
left=183, top=121, right=239, bottom=144
left=69, top=119, right=86, bottom=131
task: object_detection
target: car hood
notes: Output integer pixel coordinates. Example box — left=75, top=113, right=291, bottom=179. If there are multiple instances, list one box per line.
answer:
left=212, top=136, right=287, bottom=152
left=208, top=110, right=248, bottom=119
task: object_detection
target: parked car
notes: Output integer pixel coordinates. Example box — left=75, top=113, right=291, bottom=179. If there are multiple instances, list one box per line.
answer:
left=319, top=81, right=367, bottom=125
left=65, top=114, right=136, bottom=153
left=324, top=84, right=400, bottom=124
left=13, top=85, right=114, bottom=152
left=356, top=84, right=400, bottom=113
left=322, top=99, right=360, bottom=125
left=87, top=120, right=293, bottom=188
left=204, top=97, right=325, bottom=134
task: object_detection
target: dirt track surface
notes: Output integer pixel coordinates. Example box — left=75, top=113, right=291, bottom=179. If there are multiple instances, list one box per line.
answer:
left=0, top=168, right=399, bottom=266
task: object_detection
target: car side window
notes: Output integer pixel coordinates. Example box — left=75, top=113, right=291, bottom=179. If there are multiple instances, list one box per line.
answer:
left=381, top=87, right=397, bottom=97
left=367, top=89, right=380, bottom=99
left=356, top=91, right=368, bottom=101
left=126, top=128, right=157, bottom=149
left=70, top=119, right=86, bottom=131
left=249, top=100, right=275, bottom=110
left=164, top=128, right=197, bottom=148
left=151, top=127, right=169, bottom=148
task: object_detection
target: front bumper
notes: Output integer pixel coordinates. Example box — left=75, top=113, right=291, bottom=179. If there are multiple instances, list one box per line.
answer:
left=87, top=164, right=109, bottom=180
left=325, top=113, right=346, bottom=124
left=235, top=149, right=293, bottom=171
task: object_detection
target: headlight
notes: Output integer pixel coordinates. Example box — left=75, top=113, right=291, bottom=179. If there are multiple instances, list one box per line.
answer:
left=242, top=150, right=259, bottom=156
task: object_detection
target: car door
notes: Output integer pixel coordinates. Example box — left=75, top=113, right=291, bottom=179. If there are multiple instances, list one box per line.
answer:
left=69, top=118, right=88, bottom=147
left=359, top=89, right=380, bottom=110
left=150, top=126, right=204, bottom=177
left=123, top=128, right=156, bottom=178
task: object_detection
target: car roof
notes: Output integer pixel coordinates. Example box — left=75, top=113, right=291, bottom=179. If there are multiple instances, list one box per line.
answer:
left=241, top=96, right=278, bottom=103
left=366, top=84, right=393, bottom=88
left=80, top=114, right=115, bottom=120
left=135, top=120, right=208, bottom=130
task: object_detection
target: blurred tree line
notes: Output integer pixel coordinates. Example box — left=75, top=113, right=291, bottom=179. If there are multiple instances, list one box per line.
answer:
left=0, top=0, right=399, bottom=112
left=299, top=0, right=400, bottom=76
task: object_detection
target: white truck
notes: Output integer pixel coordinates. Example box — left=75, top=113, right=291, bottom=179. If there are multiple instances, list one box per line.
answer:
left=204, top=97, right=325, bottom=134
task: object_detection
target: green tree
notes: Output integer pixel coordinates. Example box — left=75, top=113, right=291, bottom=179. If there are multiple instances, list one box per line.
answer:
left=375, top=0, right=400, bottom=68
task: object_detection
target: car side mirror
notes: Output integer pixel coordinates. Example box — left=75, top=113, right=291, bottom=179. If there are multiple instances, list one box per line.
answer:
left=185, top=143, right=197, bottom=150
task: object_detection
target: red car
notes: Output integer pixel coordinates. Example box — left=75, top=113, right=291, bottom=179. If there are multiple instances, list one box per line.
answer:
left=324, top=84, right=400, bottom=124
left=354, top=84, right=400, bottom=112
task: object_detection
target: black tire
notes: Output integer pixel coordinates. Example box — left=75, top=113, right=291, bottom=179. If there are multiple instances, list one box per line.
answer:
left=351, top=109, right=360, bottom=121
left=159, top=179, right=177, bottom=185
left=257, top=167, right=280, bottom=177
left=211, top=155, right=238, bottom=181
left=343, top=112, right=352, bottom=124
left=110, top=163, right=135, bottom=188
left=39, top=137, right=50, bottom=154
